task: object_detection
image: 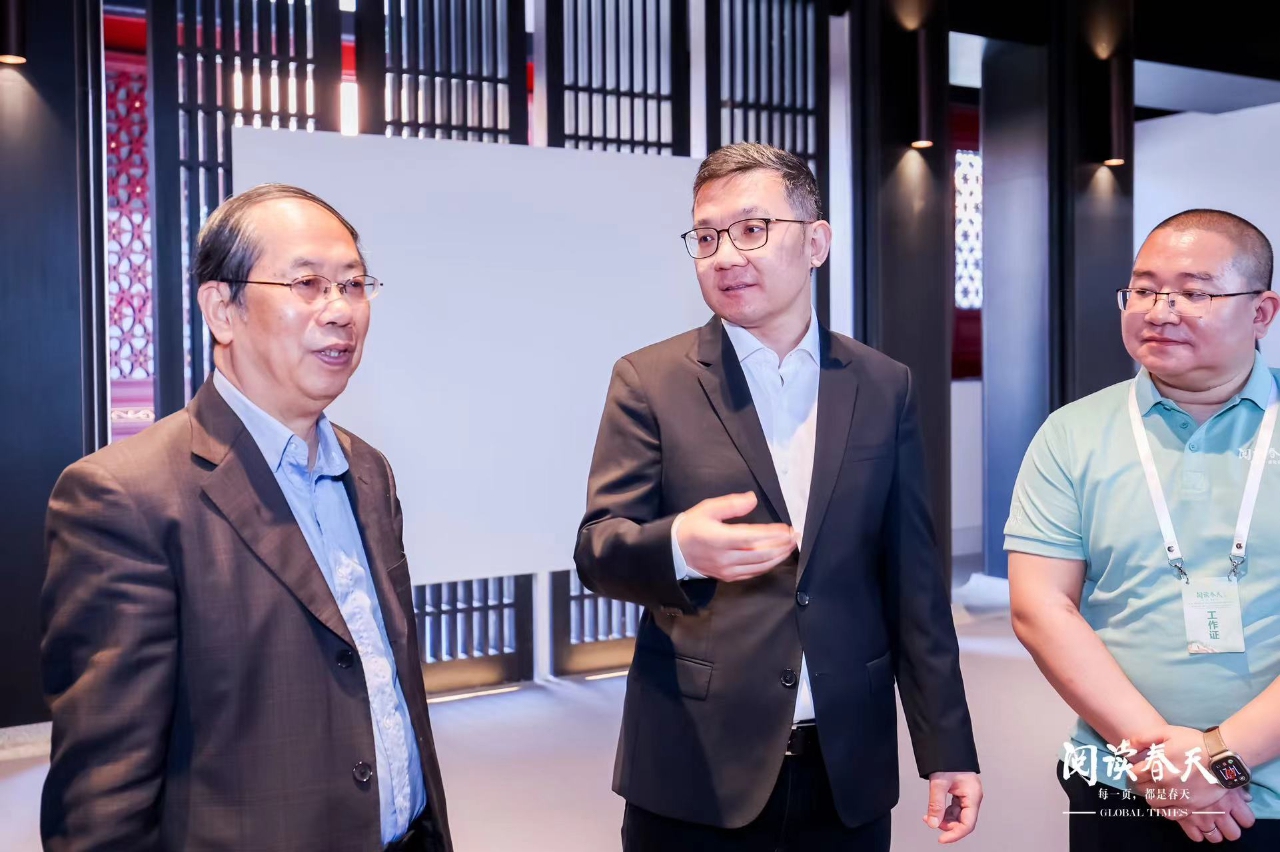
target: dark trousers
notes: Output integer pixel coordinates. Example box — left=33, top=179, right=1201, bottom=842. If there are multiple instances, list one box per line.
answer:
left=622, top=734, right=891, bottom=852
left=1059, top=761, right=1280, bottom=851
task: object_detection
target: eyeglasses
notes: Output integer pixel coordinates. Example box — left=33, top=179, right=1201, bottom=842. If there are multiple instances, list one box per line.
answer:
left=231, top=274, right=383, bottom=303
left=1116, top=287, right=1263, bottom=318
left=680, top=218, right=814, bottom=259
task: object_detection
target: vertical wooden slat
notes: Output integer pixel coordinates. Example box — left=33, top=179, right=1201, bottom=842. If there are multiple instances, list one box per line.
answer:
left=423, top=0, right=437, bottom=133
left=313, top=0, right=342, bottom=131
left=703, top=0, right=720, bottom=151
left=483, top=0, right=494, bottom=139
left=651, top=0, right=660, bottom=148
left=431, top=584, right=443, bottom=662
left=219, top=0, right=236, bottom=121
left=441, top=0, right=454, bottom=132
left=470, top=0, right=482, bottom=136
left=181, top=0, right=205, bottom=387
left=610, top=0, right=619, bottom=148
left=505, top=0, right=527, bottom=141
left=476, top=579, right=490, bottom=656
left=640, top=0, right=649, bottom=146
left=253, top=0, right=270, bottom=121
left=670, top=0, right=689, bottom=155
left=150, top=0, right=186, bottom=417
left=388, top=0, right=404, bottom=132
left=405, top=0, right=422, bottom=132
left=270, top=0, right=287, bottom=122
left=354, top=0, right=384, bottom=133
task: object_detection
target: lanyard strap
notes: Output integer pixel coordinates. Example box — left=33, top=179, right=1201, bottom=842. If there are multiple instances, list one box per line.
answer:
left=1128, top=376, right=1279, bottom=581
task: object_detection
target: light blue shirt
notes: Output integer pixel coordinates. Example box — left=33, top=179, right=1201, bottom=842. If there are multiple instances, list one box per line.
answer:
left=214, top=371, right=426, bottom=843
left=1005, top=352, right=1280, bottom=816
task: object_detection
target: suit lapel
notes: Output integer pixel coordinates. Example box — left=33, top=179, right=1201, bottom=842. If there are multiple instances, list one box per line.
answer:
left=192, top=383, right=355, bottom=648
left=797, top=329, right=858, bottom=582
left=695, top=317, right=791, bottom=525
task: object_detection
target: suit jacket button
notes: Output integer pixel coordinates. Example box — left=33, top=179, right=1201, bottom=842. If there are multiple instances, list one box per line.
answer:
left=795, top=592, right=810, bottom=607
left=662, top=607, right=682, bottom=617
left=781, top=669, right=798, bottom=688
left=337, top=649, right=355, bottom=669
left=353, top=762, right=374, bottom=784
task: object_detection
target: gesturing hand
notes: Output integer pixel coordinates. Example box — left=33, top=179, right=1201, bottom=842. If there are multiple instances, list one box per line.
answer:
left=675, top=492, right=797, bottom=582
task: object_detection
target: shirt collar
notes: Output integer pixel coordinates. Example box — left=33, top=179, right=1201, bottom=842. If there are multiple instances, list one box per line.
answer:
left=212, top=370, right=349, bottom=477
left=722, top=307, right=821, bottom=366
left=1135, top=351, right=1275, bottom=415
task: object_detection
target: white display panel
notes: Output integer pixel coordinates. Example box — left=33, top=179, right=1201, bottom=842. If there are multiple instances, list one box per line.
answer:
left=234, top=128, right=709, bottom=583
left=1136, top=104, right=1280, bottom=366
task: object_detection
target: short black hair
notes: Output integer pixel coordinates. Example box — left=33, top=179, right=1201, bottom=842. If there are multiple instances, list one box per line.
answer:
left=1148, top=209, right=1274, bottom=291
left=693, top=142, right=823, bottom=220
left=192, top=183, right=365, bottom=304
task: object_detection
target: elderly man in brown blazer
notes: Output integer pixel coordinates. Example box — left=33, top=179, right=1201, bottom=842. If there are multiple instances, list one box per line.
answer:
left=40, top=185, right=451, bottom=851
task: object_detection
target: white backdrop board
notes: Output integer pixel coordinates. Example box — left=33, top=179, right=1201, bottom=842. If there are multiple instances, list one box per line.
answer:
left=233, top=128, right=709, bottom=584
left=1136, top=104, right=1280, bottom=366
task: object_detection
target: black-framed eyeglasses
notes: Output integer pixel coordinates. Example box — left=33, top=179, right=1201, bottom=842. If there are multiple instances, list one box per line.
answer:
left=1116, top=287, right=1263, bottom=318
left=680, top=217, right=814, bottom=259
left=230, top=274, right=384, bottom=303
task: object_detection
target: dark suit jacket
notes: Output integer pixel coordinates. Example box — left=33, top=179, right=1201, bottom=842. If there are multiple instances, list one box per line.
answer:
left=40, top=380, right=452, bottom=852
left=575, top=317, right=980, bottom=829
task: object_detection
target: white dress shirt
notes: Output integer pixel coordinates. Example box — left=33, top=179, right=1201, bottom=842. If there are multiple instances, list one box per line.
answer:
left=672, top=310, right=821, bottom=723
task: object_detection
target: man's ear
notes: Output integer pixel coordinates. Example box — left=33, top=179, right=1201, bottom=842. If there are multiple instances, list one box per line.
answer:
left=808, top=219, right=833, bottom=268
left=197, top=281, right=238, bottom=346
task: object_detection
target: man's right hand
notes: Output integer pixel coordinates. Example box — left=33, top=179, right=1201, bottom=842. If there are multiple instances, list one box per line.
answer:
left=676, top=492, right=797, bottom=582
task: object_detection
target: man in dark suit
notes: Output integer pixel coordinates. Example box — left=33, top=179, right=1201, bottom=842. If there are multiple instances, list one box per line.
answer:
left=41, top=185, right=450, bottom=851
left=575, top=143, right=983, bottom=850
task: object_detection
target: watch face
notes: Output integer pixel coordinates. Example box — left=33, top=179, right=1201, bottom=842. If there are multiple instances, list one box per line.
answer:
left=1212, top=756, right=1252, bottom=789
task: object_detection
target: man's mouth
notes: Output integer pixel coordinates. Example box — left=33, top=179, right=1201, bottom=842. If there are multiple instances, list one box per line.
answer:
left=314, top=344, right=354, bottom=365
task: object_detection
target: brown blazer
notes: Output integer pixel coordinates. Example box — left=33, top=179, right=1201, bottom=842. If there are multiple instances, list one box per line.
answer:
left=40, top=380, right=452, bottom=852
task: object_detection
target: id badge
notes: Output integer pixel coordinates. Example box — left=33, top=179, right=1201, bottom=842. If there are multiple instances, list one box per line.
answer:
left=1181, top=578, right=1246, bottom=654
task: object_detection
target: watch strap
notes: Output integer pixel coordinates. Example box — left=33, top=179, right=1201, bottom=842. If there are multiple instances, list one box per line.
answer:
left=1205, top=726, right=1230, bottom=760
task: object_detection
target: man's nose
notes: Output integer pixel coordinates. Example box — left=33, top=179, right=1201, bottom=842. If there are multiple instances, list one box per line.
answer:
left=711, top=233, right=748, bottom=269
left=1145, top=294, right=1181, bottom=325
left=318, top=285, right=356, bottom=323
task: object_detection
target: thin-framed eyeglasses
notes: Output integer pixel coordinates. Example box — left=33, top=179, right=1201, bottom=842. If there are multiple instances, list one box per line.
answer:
left=1116, top=287, right=1263, bottom=318
left=228, top=274, right=384, bottom=303
left=680, top=217, right=814, bottom=259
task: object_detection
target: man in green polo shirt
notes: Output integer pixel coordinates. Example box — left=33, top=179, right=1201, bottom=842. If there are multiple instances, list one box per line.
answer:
left=1008, top=209, right=1280, bottom=850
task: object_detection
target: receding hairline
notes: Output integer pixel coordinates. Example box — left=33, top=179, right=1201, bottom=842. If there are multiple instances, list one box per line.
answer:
left=235, top=197, right=367, bottom=273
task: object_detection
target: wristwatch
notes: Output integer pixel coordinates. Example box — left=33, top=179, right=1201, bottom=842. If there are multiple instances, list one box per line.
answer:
left=1204, top=726, right=1252, bottom=789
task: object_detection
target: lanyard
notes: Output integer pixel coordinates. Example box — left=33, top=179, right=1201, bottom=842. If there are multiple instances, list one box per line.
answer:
left=1127, top=377, right=1279, bottom=582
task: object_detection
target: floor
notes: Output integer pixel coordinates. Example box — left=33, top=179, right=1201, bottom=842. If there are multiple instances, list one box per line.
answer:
left=0, top=593, right=1078, bottom=852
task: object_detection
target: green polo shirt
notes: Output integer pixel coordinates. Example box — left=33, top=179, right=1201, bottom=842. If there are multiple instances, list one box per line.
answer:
left=1006, top=352, right=1280, bottom=816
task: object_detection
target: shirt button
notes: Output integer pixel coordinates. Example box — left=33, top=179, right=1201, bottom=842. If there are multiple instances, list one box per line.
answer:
left=1189, top=444, right=1199, bottom=452
left=1180, top=422, right=1191, bottom=429
left=352, top=762, right=373, bottom=784
left=781, top=669, right=798, bottom=688
left=796, top=592, right=810, bottom=607
left=336, top=649, right=355, bottom=669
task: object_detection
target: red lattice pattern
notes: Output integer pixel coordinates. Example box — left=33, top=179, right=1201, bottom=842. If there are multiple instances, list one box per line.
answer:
left=107, top=54, right=157, bottom=440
